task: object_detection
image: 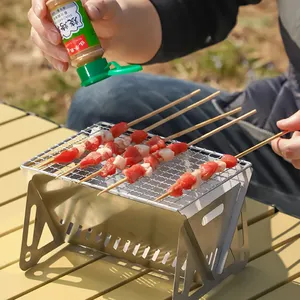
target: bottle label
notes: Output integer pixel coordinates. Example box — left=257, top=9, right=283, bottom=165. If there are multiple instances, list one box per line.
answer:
left=50, top=0, right=101, bottom=56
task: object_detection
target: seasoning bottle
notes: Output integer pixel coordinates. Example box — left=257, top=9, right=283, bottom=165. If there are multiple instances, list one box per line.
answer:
left=46, top=0, right=142, bottom=86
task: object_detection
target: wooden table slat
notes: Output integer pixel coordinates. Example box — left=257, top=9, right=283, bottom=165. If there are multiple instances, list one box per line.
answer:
left=0, top=104, right=299, bottom=300
left=0, top=115, right=57, bottom=150
left=248, top=212, right=300, bottom=258
left=259, top=277, right=300, bottom=300
left=93, top=238, right=300, bottom=300
left=18, top=256, right=146, bottom=300
left=0, top=104, right=26, bottom=124
left=10, top=212, right=300, bottom=300
left=0, top=246, right=103, bottom=300
left=0, top=128, right=75, bottom=177
left=0, top=196, right=28, bottom=237
left=0, top=170, right=27, bottom=206
left=245, top=197, right=275, bottom=224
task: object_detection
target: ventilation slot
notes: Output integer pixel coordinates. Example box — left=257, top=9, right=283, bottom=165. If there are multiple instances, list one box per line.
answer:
left=66, top=222, right=74, bottom=235
left=86, top=228, right=92, bottom=240
left=123, top=240, right=131, bottom=253
left=132, top=244, right=140, bottom=256
left=95, top=232, right=102, bottom=243
left=113, top=238, right=121, bottom=250
left=152, top=249, right=160, bottom=261
left=142, top=246, right=150, bottom=259
left=162, top=252, right=170, bottom=265
left=104, top=234, right=112, bottom=247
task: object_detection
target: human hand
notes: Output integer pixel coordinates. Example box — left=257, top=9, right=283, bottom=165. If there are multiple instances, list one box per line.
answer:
left=28, top=0, right=161, bottom=72
left=28, top=0, right=123, bottom=72
left=271, top=110, right=300, bottom=169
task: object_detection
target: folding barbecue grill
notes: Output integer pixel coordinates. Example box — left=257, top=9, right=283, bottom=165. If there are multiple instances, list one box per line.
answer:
left=19, top=121, right=253, bottom=299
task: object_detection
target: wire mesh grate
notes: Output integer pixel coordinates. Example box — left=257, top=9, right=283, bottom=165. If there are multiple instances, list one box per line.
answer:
left=22, top=122, right=251, bottom=211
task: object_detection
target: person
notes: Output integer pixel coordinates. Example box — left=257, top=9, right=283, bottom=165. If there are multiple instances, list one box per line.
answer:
left=28, top=0, right=300, bottom=218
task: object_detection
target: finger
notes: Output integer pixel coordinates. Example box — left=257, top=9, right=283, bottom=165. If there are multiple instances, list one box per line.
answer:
left=32, top=0, right=48, bottom=19
left=293, top=131, right=300, bottom=138
left=271, top=136, right=300, bottom=160
left=28, top=8, right=61, bottom=45
left=31, top=28, right=69, bottom=63
left=43, top=52, right=69, bottom=72
left=271, top=137, right=285, bottom=157
left=291, top=159, right=300, bottom=169
left=277, top=110, right=300, bottom=131
left=84, top=0, right=120, bottom=20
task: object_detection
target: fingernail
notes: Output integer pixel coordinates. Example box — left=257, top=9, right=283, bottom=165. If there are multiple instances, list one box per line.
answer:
left=57, top=63, right=66, bottom=72
left=59, top=52, right=69, bottom=63
left=85, top=3, right=102, bottom=19
left=48, top=31, right=60, bottom=45
left=34, top=3, right=43, bottom=17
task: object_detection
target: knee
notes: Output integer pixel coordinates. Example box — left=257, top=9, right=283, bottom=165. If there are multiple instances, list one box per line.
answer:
left=67, top=74, right=145, bottom=131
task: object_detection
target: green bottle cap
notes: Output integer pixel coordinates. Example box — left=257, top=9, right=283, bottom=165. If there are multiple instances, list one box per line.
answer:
left=76, top=58, right=142, bottom=87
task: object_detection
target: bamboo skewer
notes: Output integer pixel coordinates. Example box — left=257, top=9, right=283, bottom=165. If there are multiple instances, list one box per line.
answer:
left=187, top=109, right=257, bottom=146
left=235, top=130, right=289, bottom=159
left=155, top=130, right=290, bottom=202
left=78, top=106, right=241, bottom=183
left=37, top=89, right=201, bottom=169
left=96, top=109, right=256, bottom=196
left=127, top=89, right=201, bottom=127
left=143, top=91, right=220, bottom=132
left=164, top=107, right=242, bottom=142
left=57, top=91, right=221, bottom=179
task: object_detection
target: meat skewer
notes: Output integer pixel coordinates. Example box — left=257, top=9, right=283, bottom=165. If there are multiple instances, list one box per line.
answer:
left=78, top=107, right=242, bottom=182
left=96, top=110, right=256, bottom=196
left=155, top=130, right=289, bottom=201
left=37, top=88, right=201, bottom=168
left=57, top=91, right=222, bottom=177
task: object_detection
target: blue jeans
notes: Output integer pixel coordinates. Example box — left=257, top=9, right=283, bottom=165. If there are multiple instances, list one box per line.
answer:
left=67, top=72, right=300, bottom=218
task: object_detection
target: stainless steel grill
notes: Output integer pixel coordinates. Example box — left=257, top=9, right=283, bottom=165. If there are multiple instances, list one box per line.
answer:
left=19, top=121, right=253, bottom=299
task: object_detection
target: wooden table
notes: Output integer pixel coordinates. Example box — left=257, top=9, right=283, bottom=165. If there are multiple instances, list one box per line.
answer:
left=1, top=102, right=300, bottom=300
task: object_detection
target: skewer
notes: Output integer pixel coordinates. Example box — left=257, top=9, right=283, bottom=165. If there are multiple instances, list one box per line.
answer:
left=164, top=107, right=242, bottom=141
left=235, top=130, right=289, bottom=159
left=155, top=130, right=290, bottom=202
left=57, top=91, right=222, bottom=179
left=143, top=91, right=220, bottom=132
left=77, top=106, right=241, bottom=183
left=187, top=109, right=256, bottom=146
left=36, top=89, right=201, bottom=169
left=127, top=89, right=201, bottom=127
left=96, top=110, right=256, bottom=196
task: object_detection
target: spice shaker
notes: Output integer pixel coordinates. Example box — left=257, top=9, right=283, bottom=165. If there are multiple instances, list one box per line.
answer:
left=46, top=0, right=142, bottom=86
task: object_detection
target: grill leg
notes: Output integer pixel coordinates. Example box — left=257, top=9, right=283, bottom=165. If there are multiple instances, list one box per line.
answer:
left=19, top=178, right=64, bottom=271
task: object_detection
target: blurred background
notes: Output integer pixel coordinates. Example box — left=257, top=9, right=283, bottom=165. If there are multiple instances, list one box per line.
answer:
left=0, top=0, right=288, bottom=125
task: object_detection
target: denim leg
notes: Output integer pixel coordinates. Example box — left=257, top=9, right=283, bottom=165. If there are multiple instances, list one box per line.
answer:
left=67, top=72, right=300, bottom=218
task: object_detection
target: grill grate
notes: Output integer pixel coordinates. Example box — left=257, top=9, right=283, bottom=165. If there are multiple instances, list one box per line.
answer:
left=22, top=121, right=251, bottom=211
left=20, top=121, right=252, bottom=299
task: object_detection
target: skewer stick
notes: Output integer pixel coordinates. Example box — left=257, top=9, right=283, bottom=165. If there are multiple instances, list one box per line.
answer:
left=127, top=89, right=201, bottom=127
left=155, top=130, right=290, bottom=202
left=60, top=91, right=220, bottom=179
left=143, top=91, right=220, bottom=132
left=187, top=109, right=257, bottom=146
left=79, top=105, right=238, bottom=183
left=37, top=89, right=201, bottom=169
left=95, top=109, right=255, bottom=196
left=80, top=168, right=101, bottom=182
left=56, top=164, right=80, bottom=178
left=164, top=107, right=242, bottom=142
left=235, top=130, right=289, bottom=159
left=97, top=178, right=127, bottom=196
left=155, top=191, right=172, bottom=202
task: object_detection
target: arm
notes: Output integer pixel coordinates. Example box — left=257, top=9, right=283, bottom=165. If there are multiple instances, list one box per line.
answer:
left=105, top=0, right=261, bottom=64
left=144, top=0, right=262, bottom=64
left=28, top=0, right=260, bottom=70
